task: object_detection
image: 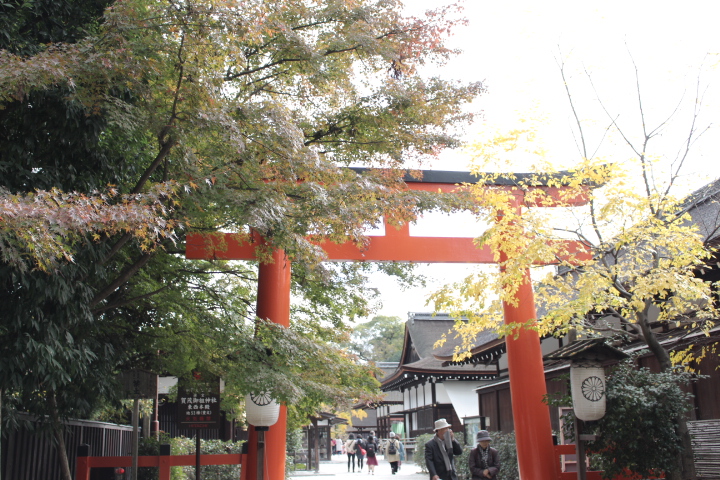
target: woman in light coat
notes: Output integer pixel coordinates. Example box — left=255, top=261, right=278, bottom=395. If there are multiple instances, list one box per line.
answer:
left=383, top=432, right=402, bottom=475
left=345, top=434, right=357, bottom=472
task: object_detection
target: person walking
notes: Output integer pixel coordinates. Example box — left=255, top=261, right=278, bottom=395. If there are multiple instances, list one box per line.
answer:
left=365, top=435, right=379, bottom=474
left=355, top=434, right=367, bottom=472
left=345, top=434, right=357, bottom=472
left=469, top=430, right=501, bottom=479
left=384, top=432, right=401, bottom=474
left=425, top=419, right=463, bottom=480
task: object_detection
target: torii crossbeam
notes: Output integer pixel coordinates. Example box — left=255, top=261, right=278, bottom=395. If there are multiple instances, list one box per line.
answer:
left=185, top=169, right=590, bottom=480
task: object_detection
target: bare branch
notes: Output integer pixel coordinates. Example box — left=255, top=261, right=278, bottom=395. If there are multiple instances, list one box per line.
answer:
left=556, top=55, right=589, bottom=159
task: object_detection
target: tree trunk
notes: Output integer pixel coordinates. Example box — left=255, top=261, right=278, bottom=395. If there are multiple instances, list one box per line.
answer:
left=676, top=415, right=697, bottom=480
left=637, top=308, right=697, bottom=480
left=48, top=391, right=73, bottom=480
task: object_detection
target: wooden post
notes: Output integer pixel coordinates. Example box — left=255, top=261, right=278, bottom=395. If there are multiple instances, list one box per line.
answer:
left=159, top=444, right=171, bottom=480
left=312, top=417, right=320, bottom=473
left=132, top=398, right=140, bottom=480
left=152, top=384, right=160, bottom=440
left=575, top=417, right=587, bottom=480
left=196, top=433, right=201, bottom=480
left=75, top=444, right=90, bottom=480
left=256, top=428, right=267, bottom=480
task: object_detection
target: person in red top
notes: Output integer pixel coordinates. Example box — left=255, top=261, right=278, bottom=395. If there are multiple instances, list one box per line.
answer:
left=365, top=434, right=379, bottom=474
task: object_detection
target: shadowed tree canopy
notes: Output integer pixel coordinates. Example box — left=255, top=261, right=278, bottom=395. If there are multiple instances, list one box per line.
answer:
left=0, top=0, right=484, bottom=450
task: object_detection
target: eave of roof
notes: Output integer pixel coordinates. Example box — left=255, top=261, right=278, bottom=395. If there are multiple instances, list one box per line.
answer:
left=434, top=337, right=505, bottom=366
left=543, top=338, right=628, bottom=362
left=381, top=361, right=498, bottom=391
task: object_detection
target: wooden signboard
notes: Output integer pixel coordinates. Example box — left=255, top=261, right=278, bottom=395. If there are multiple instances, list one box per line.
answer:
left=177, top=387, right=221, bottom=429
left=119, top=370, right=158, bottom=399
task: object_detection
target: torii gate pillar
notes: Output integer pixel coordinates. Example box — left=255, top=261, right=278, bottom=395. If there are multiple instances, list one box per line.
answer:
left=502, top=268, right=558, bottom=480
left=245, top=248, right=290, bottom=480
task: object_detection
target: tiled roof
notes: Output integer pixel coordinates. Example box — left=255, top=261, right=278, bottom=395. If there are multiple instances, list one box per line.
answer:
left=380, top=313, right=498, bottom=391
left=681, top=178, right=720, bottom=244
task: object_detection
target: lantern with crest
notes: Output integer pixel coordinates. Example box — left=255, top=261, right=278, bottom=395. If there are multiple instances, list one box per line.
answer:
left=544, top=338, right=628, bottom=421
left=245, top=392, right=280, bottom=428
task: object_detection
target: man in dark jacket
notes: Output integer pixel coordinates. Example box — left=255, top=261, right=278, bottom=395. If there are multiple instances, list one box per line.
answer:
left=425, top=419, right=463, bottom=480
left=469, top=430, right=501, bottom=479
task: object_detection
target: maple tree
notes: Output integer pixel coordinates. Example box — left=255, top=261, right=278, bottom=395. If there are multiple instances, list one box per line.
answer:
left=1, top=0, right=483, bottom=476
left=0, top=184, right=180, bottom=272
left=432, top=62, right=716, bottom=480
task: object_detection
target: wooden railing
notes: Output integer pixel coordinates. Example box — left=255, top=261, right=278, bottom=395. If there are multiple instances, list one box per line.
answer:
left=75, top=444, right=246, bottom=480
left=554, top=444, right=604, bottom=480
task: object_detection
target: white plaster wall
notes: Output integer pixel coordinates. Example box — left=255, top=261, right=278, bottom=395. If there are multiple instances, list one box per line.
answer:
left=541, top=336, right=561, bottom=356
left=435, top=383, right=451, bottom=404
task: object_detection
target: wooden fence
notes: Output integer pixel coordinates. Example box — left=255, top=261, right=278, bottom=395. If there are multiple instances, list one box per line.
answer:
left=75, top=444, right=246, bottom=480
left=689, top=419, right=720, bottom=479
left=1, top=413, right=133, bottom=480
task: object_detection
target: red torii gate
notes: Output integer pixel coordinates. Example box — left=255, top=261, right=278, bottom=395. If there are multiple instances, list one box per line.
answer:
left=185, top=170, right=590, bottom=480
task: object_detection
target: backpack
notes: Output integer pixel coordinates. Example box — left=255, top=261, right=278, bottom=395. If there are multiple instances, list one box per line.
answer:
left=366, top=443, right=375, bottom=457
left=387, top=439, right=397, bottom=455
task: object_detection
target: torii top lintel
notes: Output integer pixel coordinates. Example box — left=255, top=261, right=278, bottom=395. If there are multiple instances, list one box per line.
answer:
left=185, top=169, right=591, bottom=264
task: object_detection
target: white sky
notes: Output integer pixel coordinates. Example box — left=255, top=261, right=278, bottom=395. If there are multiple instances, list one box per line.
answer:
left=361, top=0, right=720, bottom=322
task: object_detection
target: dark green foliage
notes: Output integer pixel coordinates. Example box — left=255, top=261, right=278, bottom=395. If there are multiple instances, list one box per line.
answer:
left=0, top=0, right=110, bottom=55
left=457, top=431, right=517, bottom=480
left=493, top=432, right=518, bottom=480
left=137, top=433, right=173, bottom=480
left=0, top=0, right=130, bottom=195
left=0, top=89, right=142, bottom=193
left=135, top=435, right=243, bottom=480
left=173, top=437, right=245, bottom=480
left=546, top=358, right=696, bottom=480
left=0, top=258, right=119, bottom=420
left=451, top=431, right=470, bottom=480
left=587, top=359, right=696, bottom=479
left=414, top=433, right=434, bottom=473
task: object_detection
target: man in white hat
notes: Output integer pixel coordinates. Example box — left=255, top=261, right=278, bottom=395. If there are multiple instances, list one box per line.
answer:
left=425, top=419, right=463, bottom=480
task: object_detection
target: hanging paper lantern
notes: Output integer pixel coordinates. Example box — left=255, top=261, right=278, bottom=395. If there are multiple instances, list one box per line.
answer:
left=570, top=363, right=606, bottom=421
left=245, top=392, right=280, bottom=427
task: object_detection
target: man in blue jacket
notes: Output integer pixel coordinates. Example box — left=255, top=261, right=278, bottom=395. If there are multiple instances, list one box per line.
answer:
left=425, top=419, right=463, bottom=480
